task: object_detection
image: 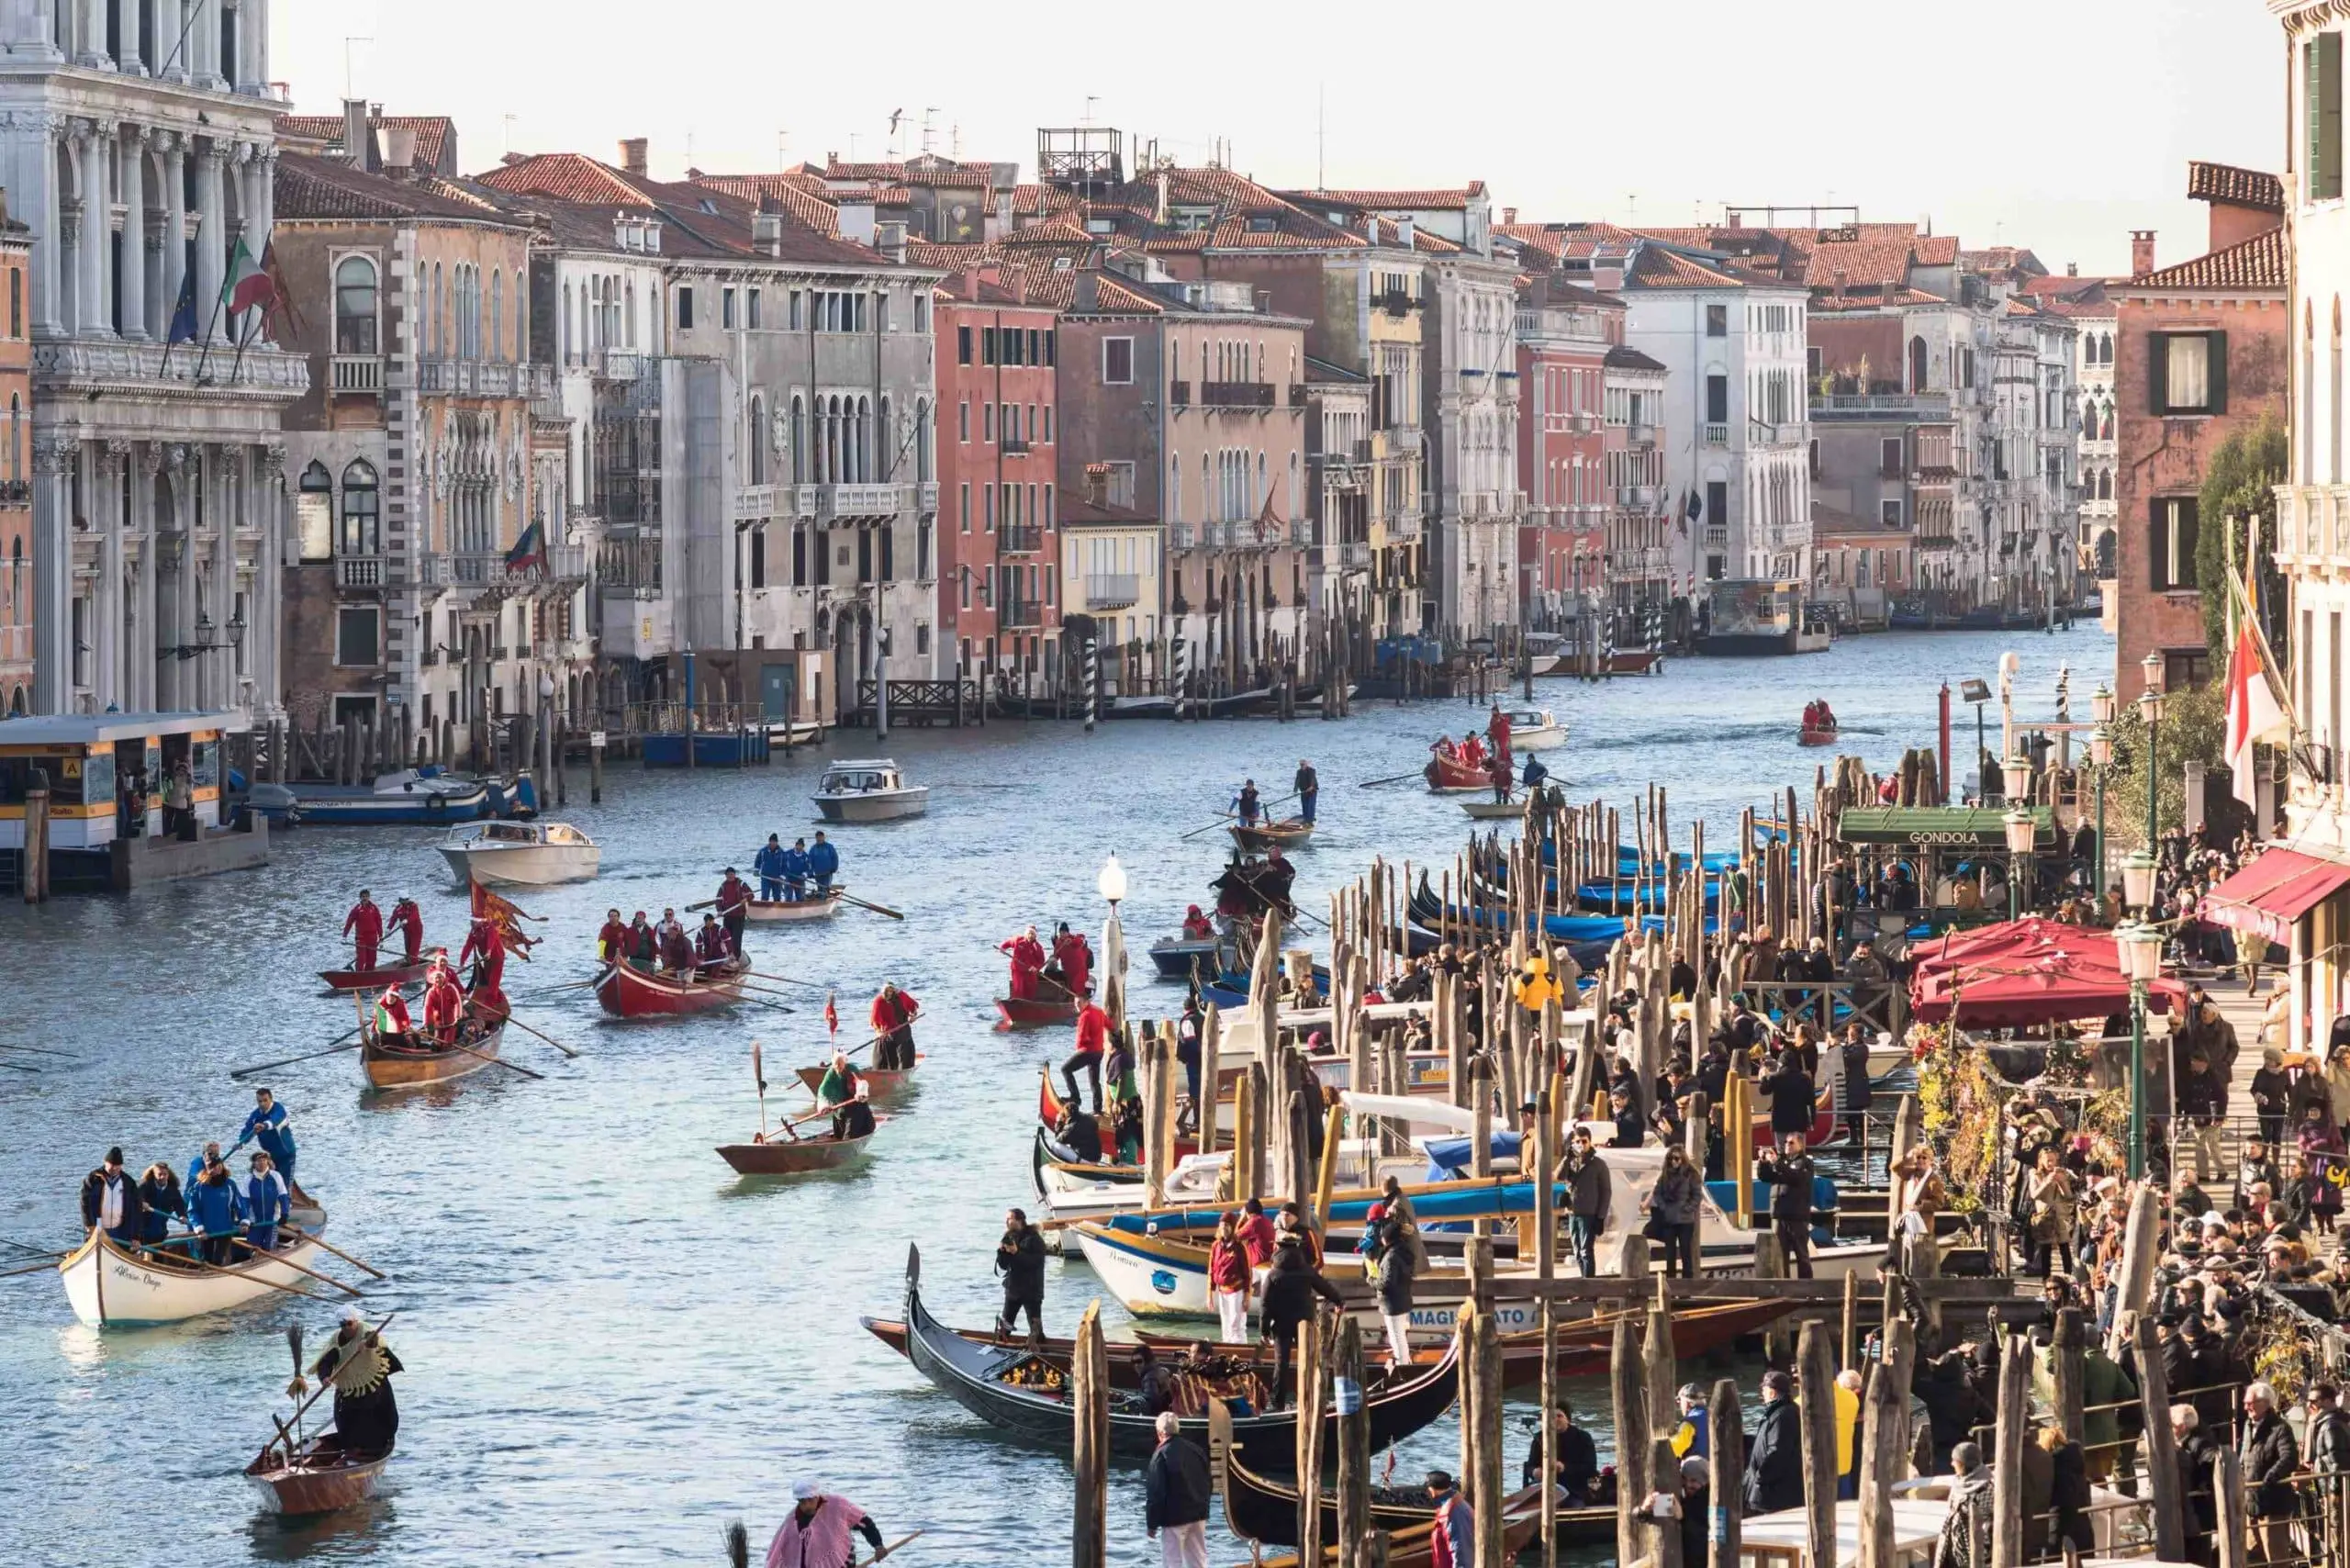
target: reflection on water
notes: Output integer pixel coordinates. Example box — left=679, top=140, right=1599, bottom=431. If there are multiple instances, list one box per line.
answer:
left=0, top=627, right=2105, bottom=1564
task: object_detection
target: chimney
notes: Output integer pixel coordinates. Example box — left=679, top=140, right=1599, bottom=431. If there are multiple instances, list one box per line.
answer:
left=619, top=138, right=649, bottom=178
left=1155, top=167, right=1169, bottom=225
left=2131, top=230, right=2156, bottom=277
left=2066, top=261, right=2078, bottom=277
left=877, top=219, right=907, bottom=264
left=1504, top=206, right=1517, bottom=226
left=1398, top=217, right=1415, bottom=250
left=1085, top=466, right=1109, bottom=507
left=752, top=209, right=784, bottom=259
left=377, top=127, right=418, bottom=181
left=991, top=189, right=1012, bottom=240
left=341, top=98, right=372, bottom=170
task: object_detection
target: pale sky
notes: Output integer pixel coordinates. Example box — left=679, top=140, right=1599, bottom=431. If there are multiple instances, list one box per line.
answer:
left=276, top=0, right=2279, bottom=280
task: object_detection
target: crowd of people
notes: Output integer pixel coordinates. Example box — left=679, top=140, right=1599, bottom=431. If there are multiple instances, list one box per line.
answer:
left=78, top=1088, right=307, bottom=1266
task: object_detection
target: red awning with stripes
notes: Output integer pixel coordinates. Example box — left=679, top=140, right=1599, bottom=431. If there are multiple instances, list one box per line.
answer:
left=2196, top=848, right=2350, bottom=947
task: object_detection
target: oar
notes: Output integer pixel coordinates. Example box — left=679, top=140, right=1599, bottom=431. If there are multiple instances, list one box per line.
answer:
left=0, top=1042, right=75, bottom=1057
left=741, top=969, right=828, bottom=991
left=837, top=891, right=905, bottom=921
left=0, top=1058, right=39, bottom=1073
left=263, top=1311, right=399, bottom=1465
left=0, top=1255, right=68, bottom=1280
left=441, top=1033, right=545, bottom=1081
left=227, top=1236, right=363, bottom=1296
left=500, top=1013, right=581, bottom=1059
left=231, top=1026, right=366, bottom=1081
left=166, top=1240, right=335, bottom=1304
left=855, top=1530, right=925, bottom=1566
left=295, top=1230, right=388, bottom=1282
left=1358, top=771, right=1425, bottom=789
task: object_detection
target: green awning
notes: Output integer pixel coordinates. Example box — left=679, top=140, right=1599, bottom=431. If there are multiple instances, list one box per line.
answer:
left=1836, top=805, right=2061, bottom=849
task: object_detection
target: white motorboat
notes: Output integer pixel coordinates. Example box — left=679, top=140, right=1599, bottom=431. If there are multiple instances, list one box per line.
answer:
left=438, top=819, right=601, bottom=886
left=59, top=1227, right=336, bottom=1328
left=1499, top=709, right=1566, bottom=752
left=812, top=758, right=929, bottom=823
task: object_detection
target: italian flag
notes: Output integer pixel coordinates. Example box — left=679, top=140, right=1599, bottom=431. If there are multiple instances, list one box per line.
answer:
left=222, top=238, right=276, bottom=316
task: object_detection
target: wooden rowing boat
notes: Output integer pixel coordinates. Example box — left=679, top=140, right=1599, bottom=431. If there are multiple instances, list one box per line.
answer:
left=879, top=1244, right=1459, bottom=1465
left=744, top=892, right=845, bottom=924
left=59, top=1226, right=335, bottom=1328
left=596, top=957, right=750, bottom=1018
left=317, top=959, right=430, bottom=993
left=1229, top=818, right=1314, bottom=853
left=716, top=1120, right=881, bottom=1175
left=794, top=1060, right=920, bottom=1103
left=1460, top=798, right=1528, bottom=820
left=1222, top=1450, right=1595, bottom=1558
left=1423, top=749, right=1492, bottom=793
left=1798, top=723, right=1840, bottom=747
left=245, top=1436, right=392, bottom=1515
left=995, top=992, right=1080, bottom=1029
left=360, top=1022, right=507, bottom=1091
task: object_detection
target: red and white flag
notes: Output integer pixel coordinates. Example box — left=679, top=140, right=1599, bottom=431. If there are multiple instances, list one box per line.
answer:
left=2223, top=621, right=2286, bottom=808
left=823, top=991, right=839, bottom=1036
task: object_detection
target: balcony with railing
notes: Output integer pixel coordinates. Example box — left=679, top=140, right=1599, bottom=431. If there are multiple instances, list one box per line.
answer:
left=1703, top=421, right=1729, bottom=446
left=1085, top=573, right=1140, bottom=610
left=1748, top=420, right=1801, bottom=447
left=335, top=555, right=383, bottom=589
left=1626, top=421, right=1656, bottom=446
left=596, top=349, right=646, bottom=382
left=917, top=482, right=940, bottom=512
left=1201, top=381, right=1274, bottom=408
left=1371, top=288, right=1418, bottom=317
left=330, top=353, right=384, bottom=396
left=733, top=485, right=779, bottom=521
left=1386, top=425, right=1423, bottom=454
left=1808, top=392, right=1953, bottom=421
left=1385, top=506, right=1425, bottom=542
left=1288, top=384, right=1308, bottom=409
left=0, top=479, right=32, bottom=509
left=806, top=482, right=904, bottom=520
left=1001, top=525, right=1044, bottom=555
left=1169, top=380, right=1191, bottom=408
left=1703, top=526, right=1728, bottom=549
left=1000, top=598, right=1044, bottom=629
left=1002, top=434, right=1032, bottom=455
left=543, top=543, right=591, bottom=582
left=416, top=360, right=558, bottom=399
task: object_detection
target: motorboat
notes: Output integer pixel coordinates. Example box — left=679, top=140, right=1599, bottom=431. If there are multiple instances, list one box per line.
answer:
left=1497, top=709, right=1565, bottom=752
left=438, top=820, right=600, bottom=886
left=812, top=758, right=929, bottom=823
left=251, top=768, right=535, bottom=826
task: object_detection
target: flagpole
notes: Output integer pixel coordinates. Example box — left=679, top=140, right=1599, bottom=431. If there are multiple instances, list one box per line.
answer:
left=191, top=283, right=227, bottom=385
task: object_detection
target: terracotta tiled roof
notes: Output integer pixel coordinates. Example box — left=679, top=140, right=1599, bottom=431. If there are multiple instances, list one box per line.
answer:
left=278, top=113, right=455, bottom=174
left=818, top=154, right=998, bottom=188
left=1012, top=184, right=1073, bottom=218
left=688, top=173, right=840, bottom=234
left=1959, top=246, right=2048, bottom=278
left=1807, top=286, right=1949, bottom=311
left=2188, top=161, right=2285, bottom=214
left=1913, top=235, right=1960, bottom=265
left=478, top=152, right=654, bottom=208
left=910, top=239, right=995, bottom=270
left=1288, top=182, right=1487, bottom=209
left=1604, top=344, right=1666, bottom=372
left=2129, top=224, right=2287, bottom=292
left=1623, top=246, right=1748, bottom=290
left=274, top=152, right=518, bottom=224
left=1800, top=240, right=1918, bottom=289
left=1089, top=274, right=1166, bottom=315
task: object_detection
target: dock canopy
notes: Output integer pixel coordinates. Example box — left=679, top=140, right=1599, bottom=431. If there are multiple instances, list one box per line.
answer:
left=2196, top=846, right=2350, bottom=948
left=1837, top=804, right=2060, bottom=849
left=1908, top=917, right=2187, bottom=1026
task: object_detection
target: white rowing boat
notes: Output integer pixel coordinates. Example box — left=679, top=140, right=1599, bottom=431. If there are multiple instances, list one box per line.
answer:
left=744, top=890, right=845, bottom=924
left=59, top=1227, right=334, bottom=1328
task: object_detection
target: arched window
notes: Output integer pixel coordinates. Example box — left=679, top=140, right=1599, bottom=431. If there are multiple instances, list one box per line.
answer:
left=878, top=396, right=892, bottom=480
left=560, top=281, right=572, bottom=364
left=914, top=399, right=931, bottom=483
left=625, top=279, right=637, bottom=349
left=516, top=272, right=527, bottom=362
left=431, top=263, right=443, bottom=358
left=2098, top=469, right=2112, bottom=501
left=490, top=272, right=504, bottom=363
left=789, top=395, right=804, bottom=484
left=334, top=255, right=378, bottom=354
left=1908, top=335, right=1928, bottom=393
left=748, top=395, right=767, bottom=485
left=340, top=460, right=380, bottom=556
left=855, top=395, right=871, bottom=482
left=8, top=394, right=19, bottom=483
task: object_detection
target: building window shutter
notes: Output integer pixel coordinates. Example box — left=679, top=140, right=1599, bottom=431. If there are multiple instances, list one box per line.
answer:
left=2146, top=332, right=2168, bottom=415
left=2314, top=34, right=2344, bottom=201
left=2206, top=330, right=2229, bottom=413
left=2150, top=501, right=2169, bottom=592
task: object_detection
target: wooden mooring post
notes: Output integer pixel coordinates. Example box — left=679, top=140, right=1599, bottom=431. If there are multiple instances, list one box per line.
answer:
left=1071, top=1300, right=1106, bottom=1568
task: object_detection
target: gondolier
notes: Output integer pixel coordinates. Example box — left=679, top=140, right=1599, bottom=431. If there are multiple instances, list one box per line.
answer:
left=342, top=891, right=384, bottom=972
left=765, top=1483, right=888, bottom=1568
left=1001, top=926, right=1047, bottom=1001
left=231, top=1088, right=299, bottom=1191
left=871, top=983, right=920, bottom=1071
left=694, top=913, right=733, bottom=970
left=1051, top=924, right=1093, bottom=997
left=309, top=1311, right=402, bottom=1459
left=1294, top=759, right=1318, bottom=826
left=716, top=868, right=753, bottom=953
left=807, top=832, right=839, bottom=894
left=388, top=896, right=424, bottom=966
left=755, top=834, right=789, bottom=902
left=374, top=982, right=412, bottom=1039
left=187, top=1152, right=244, bottom=1264
left=1064, top=998, right=1112, bottom=1112
left=460, top=913, right=509, bottom=1015
left=1235, top=778, right=1262, bottom=827
left=817, top=1051, right=860, bottom=1108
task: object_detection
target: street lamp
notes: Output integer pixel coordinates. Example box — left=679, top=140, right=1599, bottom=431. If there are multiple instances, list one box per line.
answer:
left=2119, top=849, right=2157, bottom=912
left=2003, top=807, right=2037, bottom=920
left=2138, top=683, right=2165, bottom=858
left=2089, top=723, right=2113, bottom=905
left=2090, top=683, right=2115, bottom=727
left=2002, top=753, right=2034, bottom=807
left=1097, top=854, right=1128, bottom=908
left=2115, top=919, right=2165, bottom=1178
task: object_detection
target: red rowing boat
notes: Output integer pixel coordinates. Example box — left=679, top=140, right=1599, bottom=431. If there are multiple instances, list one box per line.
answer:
left=1797, top=724, right=1839, bottom=747
left=318, top=959, right=429, bottom=993
left=995, top=993, right=1080, bottom=1029
left=596, top=958, right=750, bottom=1018
left=1036, top=1070, right=1199, bottom=1159
left=1423, top=749, right=1492, bottom=794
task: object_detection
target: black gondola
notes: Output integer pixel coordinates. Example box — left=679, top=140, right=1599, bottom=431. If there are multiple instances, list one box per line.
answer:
left=1219, top=1445, right=1615, bottom=1553
left=884, top=1245, right=1460, bottom=1464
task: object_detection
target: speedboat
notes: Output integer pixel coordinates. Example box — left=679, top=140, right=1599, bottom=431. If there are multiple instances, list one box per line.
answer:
left=251, top=767, right=532, bottom=826
left=812, top=758, right=929, bottom=823
left=1499, top=709, right=1565, bottom=751
left=438, top=820, right=600, bottom=886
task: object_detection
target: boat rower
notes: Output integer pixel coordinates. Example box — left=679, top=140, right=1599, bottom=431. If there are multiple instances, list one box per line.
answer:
left=373, top=982, right=413, bottom=1039
left=1181, top=903, right=1214, bottom=941
left=870, top=983, right=920, bottom=1071
left=303, top=1311, right=403, bottom=1461
left=656, top=908, right=693, bottom=972
left=420, top=958, right=464, bottom=1045
left=833, top=1081, right=877, bottom=1142
left=342, top=890, right=384, bottom=972
left=716, top=868, right=753, bottom=951
left=78, top=1147, right=143, bottom=1249
left=754, top=834, right=789, bottom=902
left=230, top=1087, right=299, bottom=1191
left=1523, top=752, right=1550, bottom=791
left=692, top=913, right=733, bottom=972
left=1000, top=925, right=1047, bottom=1001
left=781, top=838, right=811, bottom=903
left=1488, top=749, right=1512, bottom=804
left=626, top=911, right=657, bottom=969
left=1235, top=778, right=1262, bottom=827
left=765, top=1482, right=888, bottom=1568
left=806, top=832, right=839, bottom=894
left=816, top=1050, right=859, bottom=1107
left=596, top=908, right=630, bottom=966
left=1487, top=703, right=1513, bottom=769
left=1459, top=732, right=1487, bottom=772
left=461, top=916, right=510, bottom=1020
left=243, top=1151, right=290, bottom=1254
left=388, top=895, right=425, bottom=966
left=1051, top=923, right=1093, bottom=997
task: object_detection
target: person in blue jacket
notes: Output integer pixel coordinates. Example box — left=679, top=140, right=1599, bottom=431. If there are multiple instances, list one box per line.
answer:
left=244, top=1152, right=290, bottom=1254
left=185, top=1153, right=245, bottom=1265
left=232, top=1087, right=297, bottom=1191
left=807, top=832, right=840, bottom=893
left=185, top=1140, right=225, bottom=1194
left=754, top=834, right=789, bottom=902
left=780, top=837, right=811, bottom=902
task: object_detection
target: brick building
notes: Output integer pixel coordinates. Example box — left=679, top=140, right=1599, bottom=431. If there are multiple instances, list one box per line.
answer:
left=2111, top=162, right=2288, bottom=692
left=934, top=265, right=1060, bottom=684
left=1514, top=272, right=1618, bottom=630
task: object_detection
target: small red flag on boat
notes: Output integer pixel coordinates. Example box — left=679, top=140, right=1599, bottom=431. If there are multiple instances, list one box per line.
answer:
left=824, top=991, right=839, bottom=1036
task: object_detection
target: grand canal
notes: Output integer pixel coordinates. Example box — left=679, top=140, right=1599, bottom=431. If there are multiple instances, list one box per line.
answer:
left=0, top=624, right=2106, bottom=1567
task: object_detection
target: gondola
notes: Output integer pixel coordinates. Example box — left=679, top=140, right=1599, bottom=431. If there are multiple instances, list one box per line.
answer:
left=360, top=1021, right=508, bottom=1091
left=795, top=1060, right=920, bottom=1103
left=245, top=1434, right=393, bottom=1516
left=317, top=959, right=431, bottom=993
left=595, top=957, right=750, bottom=1018
left=716, top=1121, right=881, bottom=1175
left=995, top=992, right=1080, bottom=1029
left=744, top=891, right=845, bottom=924
left=1221, top=1449, right=1604, bottom=1556
left=1229, top=818, right=1314, bottom=853
left=882, top=1245, right=1460, bottom=1464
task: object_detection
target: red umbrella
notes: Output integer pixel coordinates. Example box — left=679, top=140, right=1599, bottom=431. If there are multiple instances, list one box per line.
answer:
left=1908, top=918, right=2188, bottom=1027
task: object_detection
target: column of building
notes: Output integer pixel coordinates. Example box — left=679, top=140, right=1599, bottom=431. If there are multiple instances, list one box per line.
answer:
left=118, top=126, right=147, bottom=340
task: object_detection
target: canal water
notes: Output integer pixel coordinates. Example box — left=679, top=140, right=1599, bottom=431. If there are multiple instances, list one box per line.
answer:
left=0, top=624, right=2106, bottom=1567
